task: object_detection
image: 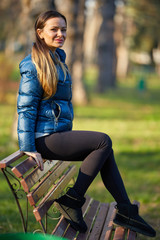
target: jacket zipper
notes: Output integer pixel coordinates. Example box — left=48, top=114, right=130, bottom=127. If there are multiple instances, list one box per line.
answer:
left=51, top=102, right=61, bottom=127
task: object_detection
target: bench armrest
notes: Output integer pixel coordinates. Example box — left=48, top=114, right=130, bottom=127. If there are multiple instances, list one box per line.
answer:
left=0, top=150, right=24, bottom=168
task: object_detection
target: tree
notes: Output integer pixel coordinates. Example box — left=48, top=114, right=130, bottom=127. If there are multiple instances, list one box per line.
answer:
left=0, top=0, right=21, bottom=54
left=55, top=0, right=88, bottom=105
left=125, top=0, right=160, bottom=51
left=96, top=0, right=117, bottom=92
left=114, top=1, right=129, bottom=78
left=125, top=0, right=160, bottom=74
left=83, top=1, right=102, bottom=65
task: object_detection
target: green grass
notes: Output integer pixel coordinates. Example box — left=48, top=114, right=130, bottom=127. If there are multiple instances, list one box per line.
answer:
left=0, top=76, right=160, bottom=239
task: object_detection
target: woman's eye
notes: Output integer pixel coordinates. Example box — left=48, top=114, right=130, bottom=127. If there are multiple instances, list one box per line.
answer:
left=50, top=28, right=67, bottom=32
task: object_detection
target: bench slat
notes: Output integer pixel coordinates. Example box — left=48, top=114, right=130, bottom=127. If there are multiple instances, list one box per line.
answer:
left=27, top=161, right=71, bottom=206
left=33, top=165, right=77, bottom=221
left=0, top=150, right=24, bottom=168
left=100, top=202, right=116, bottom=240
left=52, top=216, right=70, bottom=238
left=21, top=160, right=58, bottom=192
left=126, top=200, right=139, bottom=240
left=127, top=230, right=137, bottom=240
left=88, top=202, right=109, bottom=240
left=12, top=156, right=37, bottom=178
left=62, top=220, right=77, bottom=239
left=64, top=198, right=100, bottom=240
left=52, top=195, right=91, bottom=238
left=65, top=195, right=92, bottom=239
left=76, top=199, right=100, bottom=240
left=113, top=226, right=126, bottom=240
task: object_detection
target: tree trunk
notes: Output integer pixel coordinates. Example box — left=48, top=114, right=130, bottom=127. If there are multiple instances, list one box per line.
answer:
left=55, top=0, right=88, bottom=105
left=96, top=0, right=117, bottom=93
left=115, top=3, right=129, bottom=78
left=3, top=0, right=22, bottom=56
left=71, top=0, right=88, bottom=105
left=153, top=47, right=160, bottom=76
left=83, top=1, right=102, bottom=64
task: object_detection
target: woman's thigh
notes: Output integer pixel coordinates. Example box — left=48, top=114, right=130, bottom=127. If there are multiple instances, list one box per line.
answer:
left=35, top=130, right=110, bottom=161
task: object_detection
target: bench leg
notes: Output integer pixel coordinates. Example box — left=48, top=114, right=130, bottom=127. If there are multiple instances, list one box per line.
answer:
left=1, top=168, right=28, bottom=232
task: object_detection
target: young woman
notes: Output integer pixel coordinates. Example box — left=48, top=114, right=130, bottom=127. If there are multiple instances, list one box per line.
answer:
left=17, top=10, right=156, bottom=237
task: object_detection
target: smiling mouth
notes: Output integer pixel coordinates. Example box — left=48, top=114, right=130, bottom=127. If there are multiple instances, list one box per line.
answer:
left=55, top=39, right=64, bottom=43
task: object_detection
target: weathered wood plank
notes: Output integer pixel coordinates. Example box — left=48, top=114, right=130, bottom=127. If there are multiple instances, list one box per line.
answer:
left=12, top=156, right=37, bottom=178
left=51, top=216, right=69, bottom=237
left=100, top=202, right=117, bottom=240
left=27, top=161, right=71, bottom=206
left=88, top=202, right=109, bottom=240
left=52, top=195, right=91, bottom=238
left=113, top=226, right=126, bottom=240
left=126, top=200, right=140, bottom=240
left=0, top=150, right=24, bottom=168
left=127, top=229, right=137, bottom=240
left=76, top=200, right=100, bottom=240
left=33, top=165, right=77, bottom=221
left=21, top=160, right=59, bottom=192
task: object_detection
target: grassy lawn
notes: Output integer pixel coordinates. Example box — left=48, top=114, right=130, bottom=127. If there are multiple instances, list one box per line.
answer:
left=0, top=75, right=160, bottom=239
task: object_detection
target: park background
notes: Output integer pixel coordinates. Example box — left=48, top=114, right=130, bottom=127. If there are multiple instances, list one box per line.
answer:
left=0, top=0, right=160, bottom=239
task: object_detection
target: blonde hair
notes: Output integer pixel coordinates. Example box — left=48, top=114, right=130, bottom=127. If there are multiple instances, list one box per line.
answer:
left=32, top=10, right=68, bottom=99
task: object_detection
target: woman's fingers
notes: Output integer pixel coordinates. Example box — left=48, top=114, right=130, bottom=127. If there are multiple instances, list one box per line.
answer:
left=24, top=152, right=44, bottom=171
left=36, top=153, right=44, bottom=171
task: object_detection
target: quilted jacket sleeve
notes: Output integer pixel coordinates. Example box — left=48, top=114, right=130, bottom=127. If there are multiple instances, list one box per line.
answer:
left=17, top=60, right=43, bottom=152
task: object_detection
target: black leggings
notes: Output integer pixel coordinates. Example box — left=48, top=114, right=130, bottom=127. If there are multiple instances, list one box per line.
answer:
left=35, top=130, right=130, bottom=204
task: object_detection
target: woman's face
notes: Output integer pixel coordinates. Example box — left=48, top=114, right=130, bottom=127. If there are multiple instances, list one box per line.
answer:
left=37, top=17, right=67, bottom=51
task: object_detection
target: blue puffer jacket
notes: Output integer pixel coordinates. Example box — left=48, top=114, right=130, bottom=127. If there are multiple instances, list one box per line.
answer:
left=17, top=48, right=74, bottom=152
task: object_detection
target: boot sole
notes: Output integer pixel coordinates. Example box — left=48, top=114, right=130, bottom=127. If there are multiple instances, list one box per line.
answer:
left=54, top=202, right=87, bottom=233
left=113, top=219, right=156, bottom=237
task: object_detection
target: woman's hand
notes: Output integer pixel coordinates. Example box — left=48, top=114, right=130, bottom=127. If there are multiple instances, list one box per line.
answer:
left=24, top=151, right=44, bottom=171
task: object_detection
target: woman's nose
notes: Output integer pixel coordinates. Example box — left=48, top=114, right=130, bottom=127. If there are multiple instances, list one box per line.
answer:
left=57, top=29, right=63, bottom=36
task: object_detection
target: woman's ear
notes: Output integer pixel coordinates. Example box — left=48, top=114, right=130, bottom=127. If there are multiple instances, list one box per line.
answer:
left=37, top=29, right=44, bottom=39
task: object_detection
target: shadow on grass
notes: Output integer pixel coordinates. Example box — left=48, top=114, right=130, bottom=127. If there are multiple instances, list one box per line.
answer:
left=74, top=87, right=160, bottom=121
left=118, top=150, right=160, bottom=172
left=116, top=150, right=160, bottom=199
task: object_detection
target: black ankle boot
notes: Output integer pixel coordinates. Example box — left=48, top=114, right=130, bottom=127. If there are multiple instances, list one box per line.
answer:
left=113, top=203, right=156, bottom=237
left=55, top=188, right=87, bottom=232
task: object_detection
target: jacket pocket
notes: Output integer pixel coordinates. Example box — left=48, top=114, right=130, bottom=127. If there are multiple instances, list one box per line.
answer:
left=51, top=101, right=61, bottom=125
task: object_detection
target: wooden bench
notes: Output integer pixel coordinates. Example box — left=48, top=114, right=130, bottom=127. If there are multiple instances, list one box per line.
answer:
left=0, top=150, right=139, bottom=240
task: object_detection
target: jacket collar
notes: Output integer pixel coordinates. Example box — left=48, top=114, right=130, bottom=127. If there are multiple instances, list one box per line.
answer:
left=50, top=48, right=66, bottom=63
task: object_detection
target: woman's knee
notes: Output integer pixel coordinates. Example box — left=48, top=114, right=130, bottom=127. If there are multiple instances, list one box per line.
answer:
left=99, top=133, right=112, bottom=149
